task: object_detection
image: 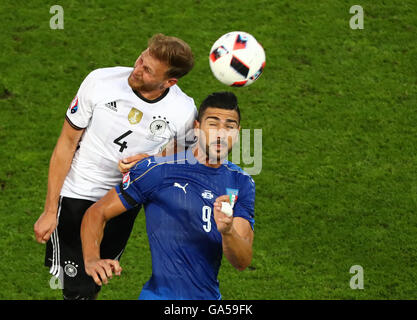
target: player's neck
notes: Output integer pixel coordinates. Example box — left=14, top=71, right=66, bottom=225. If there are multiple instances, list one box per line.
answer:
left=134, top=88, right=168, bottom=101
left=193, top=147, right=224, bottom=169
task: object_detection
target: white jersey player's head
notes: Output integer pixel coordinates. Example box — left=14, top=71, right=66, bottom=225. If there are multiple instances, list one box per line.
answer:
left=128, top=34, right=194, bottom=97
left=194, top=92, right=241, bottom=166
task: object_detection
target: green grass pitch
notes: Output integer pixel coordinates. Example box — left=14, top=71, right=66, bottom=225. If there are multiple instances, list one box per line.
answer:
left=0, top=0, right=416, bottom=299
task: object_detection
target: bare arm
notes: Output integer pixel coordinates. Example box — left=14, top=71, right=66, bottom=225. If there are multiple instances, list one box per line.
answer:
left=81, top=188, right=127, bottom=285
left=221, top=218, right=254, bottom=271
left=117, top=139, right=177, bottom=174
left=34, top=119, right=84, bottom=243
left=213, top=196, right=254, bottom=271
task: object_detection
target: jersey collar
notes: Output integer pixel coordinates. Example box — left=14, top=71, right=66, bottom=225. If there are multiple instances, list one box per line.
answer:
left=131, top=87, right=170, bottom=104
left=185, top=149, right=228, bottom=173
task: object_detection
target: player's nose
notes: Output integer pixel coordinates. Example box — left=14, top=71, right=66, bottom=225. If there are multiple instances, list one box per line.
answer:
left=132, top=67, right=143, bottom=79
left=133, top=60, right=143, bottom=72
left=134, top=63, right=142, bottom=72
left=216, top=128, right=228, bottom=140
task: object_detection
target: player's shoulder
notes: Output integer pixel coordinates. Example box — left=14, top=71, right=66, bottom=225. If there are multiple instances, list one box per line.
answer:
left=129, top=153, right=187, bottom=178
left=130, top=156, right=161, bottom=176
left=224, top=161, right=255, bottom=187
left=167, top=85, right=197, bottom=112
left=80, top=67, right=132, bottom=101
left=86, top=66, right=132, bottom=81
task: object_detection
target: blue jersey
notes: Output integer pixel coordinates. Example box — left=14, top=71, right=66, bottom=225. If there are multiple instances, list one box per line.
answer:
left=115, top=150, right=255, bottom=300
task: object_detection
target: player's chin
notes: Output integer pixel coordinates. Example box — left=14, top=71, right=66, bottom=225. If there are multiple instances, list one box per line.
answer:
left=208, top=147, right=229, bottom=163
left=128, top=74, right=144, bottom=88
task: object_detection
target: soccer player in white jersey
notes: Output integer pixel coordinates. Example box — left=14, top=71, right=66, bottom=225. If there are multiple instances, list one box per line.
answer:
left=33, top=34, right=197, bottom=300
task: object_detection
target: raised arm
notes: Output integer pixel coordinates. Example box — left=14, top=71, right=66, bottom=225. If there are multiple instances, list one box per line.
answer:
left=213, top=195, right=254, bottom=271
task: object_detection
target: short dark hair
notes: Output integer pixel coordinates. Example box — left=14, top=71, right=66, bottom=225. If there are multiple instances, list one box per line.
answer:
left=197, top=92, right=241, bottom=123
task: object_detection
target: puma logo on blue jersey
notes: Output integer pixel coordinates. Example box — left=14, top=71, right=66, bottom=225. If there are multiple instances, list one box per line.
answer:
left=173, top=182, right=188, bottom=194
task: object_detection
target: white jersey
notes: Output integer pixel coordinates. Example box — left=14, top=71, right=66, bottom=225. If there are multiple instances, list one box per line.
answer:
left=61, top=67, right=197, bottom=201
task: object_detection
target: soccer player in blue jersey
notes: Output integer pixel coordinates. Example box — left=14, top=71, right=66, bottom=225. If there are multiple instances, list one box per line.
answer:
left=81, top=92, right=255, bottom=300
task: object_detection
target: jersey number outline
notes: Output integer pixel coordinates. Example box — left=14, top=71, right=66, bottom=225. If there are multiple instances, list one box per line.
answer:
left=113, top=130, right=133, bottom=152
left=202, top=205, right=212, bottom=232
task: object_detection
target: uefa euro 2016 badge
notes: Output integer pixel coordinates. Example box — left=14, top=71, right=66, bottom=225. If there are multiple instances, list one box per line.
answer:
left=122, top=172, right=130, bottom=190
left=226, top=188, right=239, bottom=208
left=69, top=96, right=78, bottom=114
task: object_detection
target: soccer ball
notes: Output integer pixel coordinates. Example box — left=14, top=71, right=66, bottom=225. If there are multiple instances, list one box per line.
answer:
left=209, top=31, right=266, bottom=87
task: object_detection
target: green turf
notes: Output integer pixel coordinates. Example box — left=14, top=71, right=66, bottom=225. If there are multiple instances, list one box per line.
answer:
left=0, top=0, right=416, bottom=300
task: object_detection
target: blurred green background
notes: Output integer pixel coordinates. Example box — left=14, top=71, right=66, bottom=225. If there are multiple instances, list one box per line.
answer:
left=0, top=0, right=416, bottom=299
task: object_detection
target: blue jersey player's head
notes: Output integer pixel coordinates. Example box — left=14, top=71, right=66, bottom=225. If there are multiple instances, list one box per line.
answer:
left=194, top=92, right=241, bottom=166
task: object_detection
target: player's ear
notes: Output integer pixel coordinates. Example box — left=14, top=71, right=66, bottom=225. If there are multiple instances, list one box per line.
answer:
left=166, top=78, right=178, bottom=88
left=193, top=120, right=201, bottom=139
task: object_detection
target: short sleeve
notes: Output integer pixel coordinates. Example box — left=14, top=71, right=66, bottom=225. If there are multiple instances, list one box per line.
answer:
left=175, top=105, right=198, bottom=148
left=115, top=157, right=163, bottom=210
left=65, top=70, right=98, bottom=129
left=233, top=176, right=255, bottom=230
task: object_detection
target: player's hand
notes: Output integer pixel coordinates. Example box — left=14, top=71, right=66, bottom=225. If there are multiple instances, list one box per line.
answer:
left=118, top=153, right=150, bottom=173
left=34, top=211, right=58, bottom=244
left=213, top=195, right=234, bottom=235
left=85, top=259, right=122, bottom=286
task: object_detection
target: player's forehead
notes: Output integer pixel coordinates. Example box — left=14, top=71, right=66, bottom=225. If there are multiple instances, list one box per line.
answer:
left=202, top=107, right=239, bottom=123
left=141, top=49, right=169, bottom=74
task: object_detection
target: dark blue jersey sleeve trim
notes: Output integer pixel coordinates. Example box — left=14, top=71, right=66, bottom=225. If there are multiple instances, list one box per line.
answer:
left=115, top=184, right=137, bottom=210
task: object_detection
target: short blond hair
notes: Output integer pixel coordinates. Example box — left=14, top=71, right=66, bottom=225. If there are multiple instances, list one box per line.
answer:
left=148, top=33, right=194, bottom=79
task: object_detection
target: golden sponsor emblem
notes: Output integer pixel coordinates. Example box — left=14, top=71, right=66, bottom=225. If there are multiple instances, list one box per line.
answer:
left=128, top=108, right=143, bottom=125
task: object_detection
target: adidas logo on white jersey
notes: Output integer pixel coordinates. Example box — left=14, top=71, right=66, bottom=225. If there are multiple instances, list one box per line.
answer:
left=105, top=101, right=117, bottom=112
